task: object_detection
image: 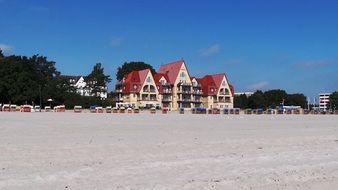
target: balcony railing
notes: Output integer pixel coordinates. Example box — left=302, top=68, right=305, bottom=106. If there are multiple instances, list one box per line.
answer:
left=192, top=91, right=203, bottom=95
left=192, top=99, right=202, bottom=103
left=143, top=89, right=156, bottom=93
left=177, top=98, right=191, bottom=102
left=162, top=98, right=172, bottom=102
left=161, top=82, right=171, bottom=86
left=217, top=100, right=232, bottom=103
left=219, top=92, right=230, bottom=95
left=177, top=90, right=192, bottom=94
left=138, top=98, right=157, bottom=101
left=180, top=82, right=192, bottom=87
left=162, top=90, right=172, bottom=94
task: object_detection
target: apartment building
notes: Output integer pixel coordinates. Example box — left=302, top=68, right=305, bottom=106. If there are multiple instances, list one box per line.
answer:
left=199, top=74, right=234, bottom=109
left=114, top=69, right=160, bottom=108
left=319, top=93, right=331, bottom=111
left=113, top=60, right=234, bottom=110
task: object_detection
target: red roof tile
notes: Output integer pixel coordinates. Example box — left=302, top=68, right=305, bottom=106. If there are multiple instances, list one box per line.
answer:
left=154, top=73, right=169, bottom=85
left=158, top=60, right=184, bottom=84
left=211, top=74, right=225, bottom=89
left=122, top=69, right=150, bottom=93
left=199, top=75, right=218, bottom=96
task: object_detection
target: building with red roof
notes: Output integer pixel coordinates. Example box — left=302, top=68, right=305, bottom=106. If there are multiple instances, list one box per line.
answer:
left=199, top=74, right=234, bottom=109
left=113, top=60, right=234, bottom=110
left=113, top=69, right=159, bottom=108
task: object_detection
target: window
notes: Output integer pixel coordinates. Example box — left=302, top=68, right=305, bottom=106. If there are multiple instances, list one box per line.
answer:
left=180, top=72, right=185, bottom=78
left=222, top=81, right=226, bottom=86
left=146, top=77, right=152, bottom=83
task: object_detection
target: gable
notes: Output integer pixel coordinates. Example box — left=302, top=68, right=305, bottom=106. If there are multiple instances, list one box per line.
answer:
left=175, top=62, right=192, bottom=84
left=158, top=60, right=184, bottom=84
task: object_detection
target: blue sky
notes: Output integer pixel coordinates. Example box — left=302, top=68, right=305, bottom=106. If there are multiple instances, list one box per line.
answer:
left=1, top=0, right=337, bottom=98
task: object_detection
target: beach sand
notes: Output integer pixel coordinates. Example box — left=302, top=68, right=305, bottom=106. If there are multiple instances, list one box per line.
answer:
left=1, top=112, right=338, bottom=189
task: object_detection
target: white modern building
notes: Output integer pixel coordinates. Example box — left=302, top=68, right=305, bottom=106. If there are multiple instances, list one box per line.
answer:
left=319, top=93, right=331, bottom=111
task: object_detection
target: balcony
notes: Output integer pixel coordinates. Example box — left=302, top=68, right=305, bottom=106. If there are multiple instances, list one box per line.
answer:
left=138, top=98, right=157, bottom=101
left=177, top=98, right=191, bottom=103
left=162, top=98, right=172, bottom=102
left=192, top=90, right=203, bottom=95
left=219, top=92, right=230, bottom=96
left=161, top=82, right=172, bottom=86
left=162, top=89, right=172, bottom=94
left=180, top=82, right=192, bottom=87
left=217, top=99, right=231, bottom=103
left=177, top=90, right=192, bottom=94
left=192, top=99, right=202, bottom=103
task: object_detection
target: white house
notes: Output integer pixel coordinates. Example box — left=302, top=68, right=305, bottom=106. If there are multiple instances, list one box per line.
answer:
left=61, top=75, right=108, bottom=99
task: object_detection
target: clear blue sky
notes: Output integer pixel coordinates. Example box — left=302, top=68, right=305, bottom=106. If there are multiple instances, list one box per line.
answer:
left=1, top=0, right=337, bottom=98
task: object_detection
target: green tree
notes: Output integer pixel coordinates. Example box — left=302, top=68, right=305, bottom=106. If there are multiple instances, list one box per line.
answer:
left=0, top=54, right=74, bottom=106
left=0, top=55, right=40, bottom=104
left=87, top=63, right=112, bottom=97
left=286, top=93, right=307, bottom=108
left=116, top=61, right=156, bottom=81
left=0, top=49, right=4, bottom=58
left=264, top=89, right=287, bottom=108
left=329, top=91, right=338, bottom=110
left=234, top=94, right=248, bottom=109
left=248, top=90, right=266, bottom=109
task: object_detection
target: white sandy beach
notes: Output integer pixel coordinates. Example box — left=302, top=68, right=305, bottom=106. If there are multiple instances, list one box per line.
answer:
left=1, top=112, right=338, bottom=190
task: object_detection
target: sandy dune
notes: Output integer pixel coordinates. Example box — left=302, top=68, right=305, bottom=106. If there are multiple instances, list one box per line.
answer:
left=1, top=113, right=338, bottom=190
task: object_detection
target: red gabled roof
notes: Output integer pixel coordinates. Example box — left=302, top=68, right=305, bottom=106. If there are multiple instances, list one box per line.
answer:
left=138, top=69, right=149, bottom=84
left=210, top=73, right=235, bottom=96
left=199, top=75, right=218, bottom=96
left=153, top=73, right=169, bottom=85
left=122, top=69, right=150, bottom=93
left=153, top=73, right=171, bottom=94
left=158, top=60, right=184, bottom=84
left=210, top=74, right=225, bottom=89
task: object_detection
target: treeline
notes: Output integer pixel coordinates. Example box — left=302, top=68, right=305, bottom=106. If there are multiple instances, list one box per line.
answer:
left=234, top=89, right=307, bottom=109
left=0, top=50, right=112, bottom=109
left=329, top=92, right=338, bottom=110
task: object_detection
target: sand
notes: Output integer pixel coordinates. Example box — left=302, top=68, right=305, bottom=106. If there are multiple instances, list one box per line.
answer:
left=0, top=112, right=338, bottom=190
